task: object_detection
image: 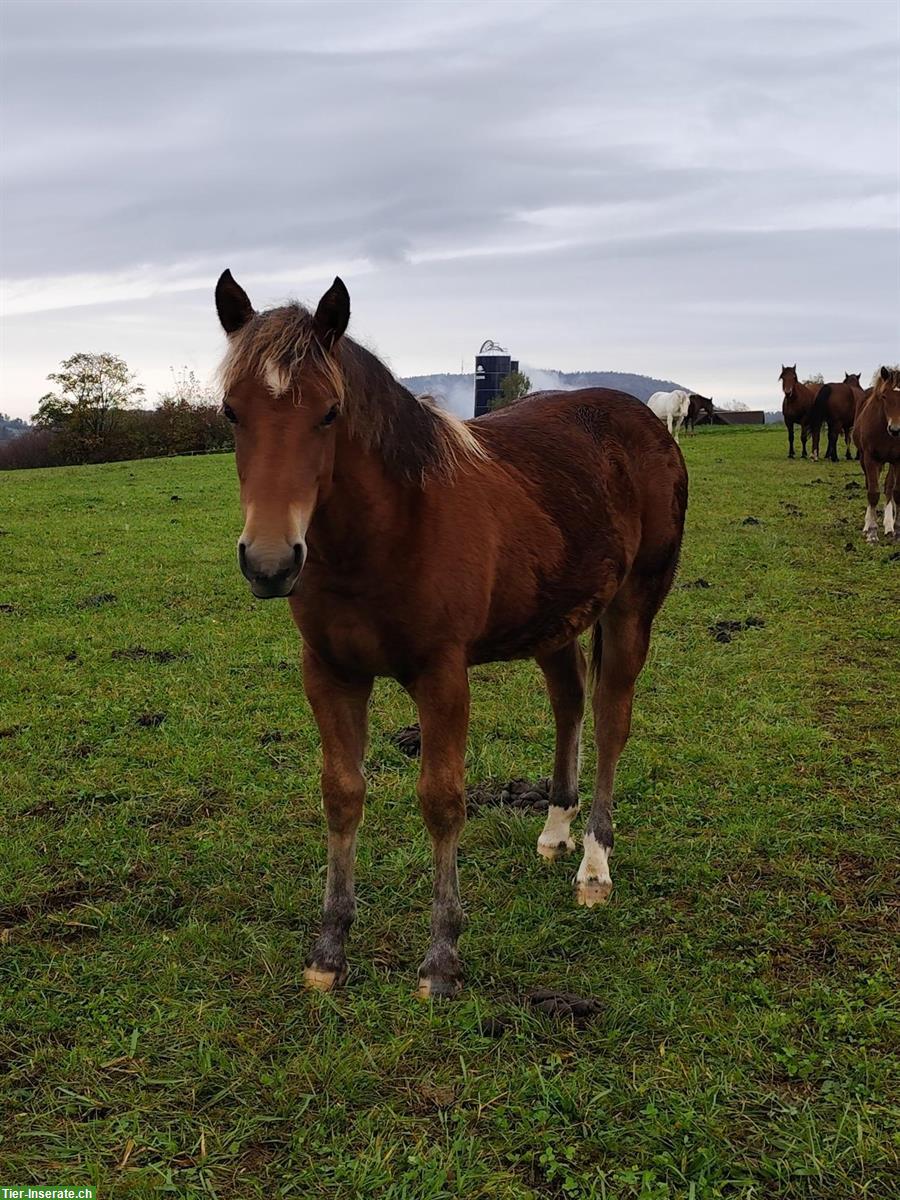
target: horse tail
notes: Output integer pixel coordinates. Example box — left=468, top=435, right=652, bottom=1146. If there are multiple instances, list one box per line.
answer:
left=811, top=384, right=831, bottom=432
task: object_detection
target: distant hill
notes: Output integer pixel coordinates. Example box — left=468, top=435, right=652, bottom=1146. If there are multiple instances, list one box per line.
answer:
left=0, top=413, right=30, bottom=443
left=401, top=369, right=689, bottom=418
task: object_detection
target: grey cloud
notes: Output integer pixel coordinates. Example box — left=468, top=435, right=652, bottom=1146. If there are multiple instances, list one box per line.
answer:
left=0, top=0, right=897, bottom=416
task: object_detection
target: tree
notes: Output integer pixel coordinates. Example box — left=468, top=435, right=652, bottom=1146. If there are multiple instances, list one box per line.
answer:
left=494, top=370, right=532, bottom=410
left=803, top=373, right=824, bottom=387
left=154, top=367, right=228, bottom=455
left=32, top=352, right=144, bottom=441
left=157, top=366, right=218, bottom=408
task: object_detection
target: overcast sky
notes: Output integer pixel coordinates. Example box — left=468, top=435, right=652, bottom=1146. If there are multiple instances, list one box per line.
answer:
left=1, top=0, right=898, bottom=419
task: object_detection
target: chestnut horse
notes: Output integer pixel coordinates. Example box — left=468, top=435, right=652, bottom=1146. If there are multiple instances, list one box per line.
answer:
left=779, top=366, right=818, bottom=459
left=853, top=367, right=900, bottom=543
left=215, top=270, right=688, bottom=997
left=812, top=379, right=858, bottom=463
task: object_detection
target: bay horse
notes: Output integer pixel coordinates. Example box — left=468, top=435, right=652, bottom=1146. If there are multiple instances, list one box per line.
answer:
left=853, top=367, right=900, bottom=543
left=812, top=379, right=858, bottom=462
left=683, top=392, right=715, bottom=433
left=647, top=389, right=692, bottom=442
left=779, top=365, right=818, bottom=459
left=215, top=270, right=688, bottom=997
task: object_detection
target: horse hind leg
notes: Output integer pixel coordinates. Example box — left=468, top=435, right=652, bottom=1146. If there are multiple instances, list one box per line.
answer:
left=576, top=587, right=656, bottom=908
left=535, top=641, right=586, bottom=861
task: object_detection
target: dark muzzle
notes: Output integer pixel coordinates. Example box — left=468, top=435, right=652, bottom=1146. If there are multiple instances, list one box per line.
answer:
left=239, top=542, right=306, bottom=599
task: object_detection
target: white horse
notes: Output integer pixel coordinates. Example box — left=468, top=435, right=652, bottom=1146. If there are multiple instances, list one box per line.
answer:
left=647, top=389, right=692, bottom=443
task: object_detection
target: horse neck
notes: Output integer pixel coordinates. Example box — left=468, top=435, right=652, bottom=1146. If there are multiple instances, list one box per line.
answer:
left=306, top=427, right=411, bottom=571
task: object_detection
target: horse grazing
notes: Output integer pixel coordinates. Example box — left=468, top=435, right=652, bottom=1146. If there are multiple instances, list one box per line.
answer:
left=853, top=367, right=900, bottom=543
left=647, top=389, right=693, bottom=442
left=812, top=379, right=859, bottom=462
left=215, top=269, right=688, bottom=997
left=683, top=392, right=715, bottom=433
left=779, top=365, right=819, bottom=459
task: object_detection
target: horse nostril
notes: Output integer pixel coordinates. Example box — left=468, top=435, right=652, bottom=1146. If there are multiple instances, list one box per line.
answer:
left=293, top=543, right=306, bottom=567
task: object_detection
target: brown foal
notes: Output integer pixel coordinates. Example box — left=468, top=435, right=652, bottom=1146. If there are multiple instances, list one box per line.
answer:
left=216, top=270, right=688, bottom=997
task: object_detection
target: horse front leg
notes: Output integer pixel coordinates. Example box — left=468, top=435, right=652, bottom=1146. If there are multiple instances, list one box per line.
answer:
left=786, top=419, right=795, bottom=458
left=410, top=656, right=470, bottom=999
left=884, top=464, right=898, bottom=541
left=800, top=423, right=809, bottom=459
left=302, top=647, right=372, bottom=991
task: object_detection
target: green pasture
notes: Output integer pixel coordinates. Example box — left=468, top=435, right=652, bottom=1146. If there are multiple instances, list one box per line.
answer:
left=0, top=425, right=897, bottom=1198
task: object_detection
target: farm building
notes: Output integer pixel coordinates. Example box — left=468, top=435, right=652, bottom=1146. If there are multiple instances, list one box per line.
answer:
left=474, top=340, right=518, bottom=416
left=706, top=409, right=766, bottom=425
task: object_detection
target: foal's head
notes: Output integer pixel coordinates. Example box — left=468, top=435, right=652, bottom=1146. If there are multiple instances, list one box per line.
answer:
left=216, top=270, right=349, bottom=598
left=874, top=367, right=900, bottom=437
left=779, top=365, right=798, bottom=396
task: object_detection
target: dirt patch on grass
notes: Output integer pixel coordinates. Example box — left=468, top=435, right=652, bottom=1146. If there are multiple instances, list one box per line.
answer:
left=0, top=880, right=105, bottom=927
left=77, top=592, right=117, bottom=608
left=144, top=787, right=228, bottom=831
left=709, top=617, right=765, bottom=643
left=0, top=865, right=188, bottom=941
left=136, top=711, right=166, bottom=727
left=112, top=646, right=190, bottom=664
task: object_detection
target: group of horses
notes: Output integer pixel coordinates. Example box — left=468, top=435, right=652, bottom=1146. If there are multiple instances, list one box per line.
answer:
left=646, top=389, right=715, bottom=442
left=780, top=365, right=900, bottom=543
left=210, top=263, right=897, bottom=995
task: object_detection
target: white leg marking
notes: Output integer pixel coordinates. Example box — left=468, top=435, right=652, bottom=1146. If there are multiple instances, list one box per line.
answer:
left=537, top=805, right=578, bottom=860
left=575, top=831, right=613, bottom=907
left=883, top=500, right=895, bottom=535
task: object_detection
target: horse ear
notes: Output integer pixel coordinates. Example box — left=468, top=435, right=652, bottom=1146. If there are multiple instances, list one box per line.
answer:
left=216, top=270, right=254, bottom=335
left=314, top=277, right=350, bottom=350
left=881, top=366, right=890, bottom=381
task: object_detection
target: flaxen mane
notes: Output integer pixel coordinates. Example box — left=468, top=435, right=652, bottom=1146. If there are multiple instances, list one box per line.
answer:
left=220, top=302, right=486, bottom=485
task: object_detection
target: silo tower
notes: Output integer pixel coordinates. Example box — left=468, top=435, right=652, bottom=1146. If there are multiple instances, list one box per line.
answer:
left=474, top=340, right=518, bottom=417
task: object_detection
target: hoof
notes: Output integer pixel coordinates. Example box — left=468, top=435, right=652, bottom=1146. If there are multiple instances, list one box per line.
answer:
left=537, top=836, right=576, bottom=861
left=417, top=974, right=463, bottom=1000
left=575, top=878, right=613, bottom=908
left=303, top=964, right=345, bottom=992
left=864, top=531, right=879, bottom=545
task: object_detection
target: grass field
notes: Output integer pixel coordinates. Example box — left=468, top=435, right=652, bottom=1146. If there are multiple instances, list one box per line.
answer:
left=1, top=424, right=897, bottom=1199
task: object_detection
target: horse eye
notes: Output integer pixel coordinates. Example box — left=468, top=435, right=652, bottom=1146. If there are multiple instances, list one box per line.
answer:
left=320, top=405, right=339, bottom=428
left=222, top=403, right=237, bottom=424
